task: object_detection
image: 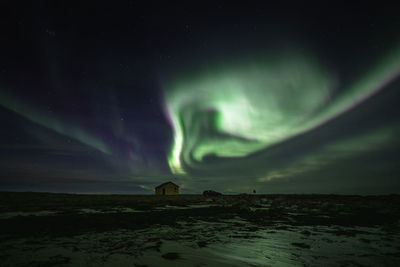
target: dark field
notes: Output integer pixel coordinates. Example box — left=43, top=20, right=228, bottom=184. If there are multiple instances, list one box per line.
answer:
left=1, top=192, right=400, bottom=266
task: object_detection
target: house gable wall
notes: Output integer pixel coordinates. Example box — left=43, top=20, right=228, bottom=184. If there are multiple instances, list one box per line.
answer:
left=155, top=183, right=179, bottom=195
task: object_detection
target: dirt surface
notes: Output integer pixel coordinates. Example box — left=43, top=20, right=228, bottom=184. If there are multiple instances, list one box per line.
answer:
left=0, top=192, right=399, bottom=266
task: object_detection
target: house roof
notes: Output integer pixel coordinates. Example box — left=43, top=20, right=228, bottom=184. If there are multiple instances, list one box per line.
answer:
left=155, top=181, right=179, bottom=189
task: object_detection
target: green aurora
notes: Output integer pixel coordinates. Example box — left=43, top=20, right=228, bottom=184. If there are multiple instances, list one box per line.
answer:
left=164, top=46, right=400, bottom=176
left=0, top=91, right=111, bottom=155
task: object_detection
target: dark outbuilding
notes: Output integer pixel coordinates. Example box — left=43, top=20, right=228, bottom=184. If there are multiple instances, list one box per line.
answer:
left=155, top=182, right=179, bottom=195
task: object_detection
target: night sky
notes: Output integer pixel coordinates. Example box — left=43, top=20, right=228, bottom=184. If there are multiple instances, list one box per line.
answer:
left=1, top=2, right=400, bottom=194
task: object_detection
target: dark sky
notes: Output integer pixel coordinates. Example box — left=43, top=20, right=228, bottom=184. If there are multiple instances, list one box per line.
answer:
left=1, top=2, right=400, bottom=194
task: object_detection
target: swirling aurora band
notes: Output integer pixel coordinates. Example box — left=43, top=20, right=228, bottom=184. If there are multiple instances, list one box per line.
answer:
left=164, top=47, right=400, bottom=175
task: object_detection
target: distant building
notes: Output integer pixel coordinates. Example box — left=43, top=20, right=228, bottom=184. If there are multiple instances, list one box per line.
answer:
left=155, top=181, right=179, bottom=195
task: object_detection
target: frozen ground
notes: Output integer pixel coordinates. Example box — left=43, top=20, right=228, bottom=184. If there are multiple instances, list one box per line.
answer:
left=0, top=193, right=399, bottom=266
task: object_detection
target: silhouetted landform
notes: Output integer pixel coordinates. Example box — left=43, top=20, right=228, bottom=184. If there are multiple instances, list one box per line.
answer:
left=203, top=190, right=222, bottom=196
left=0, top=192, right=399, bottom=266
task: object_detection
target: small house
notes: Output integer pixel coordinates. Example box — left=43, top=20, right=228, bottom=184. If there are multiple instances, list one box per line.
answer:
left=155, top=181, right=179, bottom=195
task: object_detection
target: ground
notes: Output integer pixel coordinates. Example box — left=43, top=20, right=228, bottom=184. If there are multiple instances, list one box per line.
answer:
left=0, top=192, right=399, bottom=266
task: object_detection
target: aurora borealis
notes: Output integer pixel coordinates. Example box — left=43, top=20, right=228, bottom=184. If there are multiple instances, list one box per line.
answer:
left=1, top=3, right=400, bottom=194
left=164, top=46, right=400, bottom=175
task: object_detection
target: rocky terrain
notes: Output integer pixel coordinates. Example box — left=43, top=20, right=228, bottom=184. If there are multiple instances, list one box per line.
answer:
left=0, top=192, right=399, bottom=266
